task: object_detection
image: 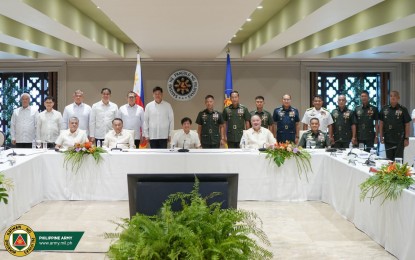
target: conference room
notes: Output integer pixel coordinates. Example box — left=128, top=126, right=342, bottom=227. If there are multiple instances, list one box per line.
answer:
left=1, top=0, right=415, bottom=259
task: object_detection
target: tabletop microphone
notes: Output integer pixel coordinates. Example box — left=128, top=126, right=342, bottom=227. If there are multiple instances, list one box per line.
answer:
left=178, top=139, right=189, bottom=152
left=4, top=146, right=23, bottom=156
left=111, top=142, right=129, bottom=151
left=258, top=143, right=267, bottom=152
left=375, top=145, right=397, bottom=159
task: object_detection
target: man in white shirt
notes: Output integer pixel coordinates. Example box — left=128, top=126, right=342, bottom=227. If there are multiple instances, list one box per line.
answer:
left=89, top=88, right=118, bottom=146
left=240, top=115, right=276, bottom=149
left=118, top=91, right=144, bottom=148
left=102, top=118, right=135, bottom=150
left=302, top=95, right=333, bottom=135
left=143, top=86, right=174, bottom=149
left=11, top=93, right=39, bottom=148
left=171, top=117, right=201, bottom=149
left=55, top=117, right=87, bottom=149
left=36, top=96, right=63, bottom=148
left=412, top=108, right=415, bottom=136
left=62, top=90, right=91, bottom=135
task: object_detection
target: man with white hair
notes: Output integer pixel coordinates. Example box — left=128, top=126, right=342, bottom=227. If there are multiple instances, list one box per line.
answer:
left=11, top=93, right=39, bottom=148
left=240, top=115, right=276, bottom=149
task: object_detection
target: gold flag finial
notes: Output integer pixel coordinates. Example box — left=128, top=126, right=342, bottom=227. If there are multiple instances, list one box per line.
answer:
left=226, top=47, right=230, bottom=54
left=136, top=47, right=140, bottom=54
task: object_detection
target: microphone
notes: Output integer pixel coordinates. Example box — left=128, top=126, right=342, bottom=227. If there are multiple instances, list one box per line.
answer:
left=111, top=142, right=130, bottom=151
left=375, top=145, right=397, bottom=159
left=4, top=146, right=24, bottom=156
left=178, top=139, right=189, bottom=152
left=258, top=143, right=267, bottom=152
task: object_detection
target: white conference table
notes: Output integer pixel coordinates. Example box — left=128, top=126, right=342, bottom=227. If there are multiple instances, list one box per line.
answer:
left=0, top=148, right=414, bottom=260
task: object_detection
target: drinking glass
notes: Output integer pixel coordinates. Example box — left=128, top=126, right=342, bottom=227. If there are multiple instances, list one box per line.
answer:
left=309, top=140, right=316, bottom=149
left=43, top=141, right=48, bottom=150
left=358, top=143, right=365, bottom=151
left=36, top=140, right=42, bottom=149
left=395, top=157, right=403, bottom=164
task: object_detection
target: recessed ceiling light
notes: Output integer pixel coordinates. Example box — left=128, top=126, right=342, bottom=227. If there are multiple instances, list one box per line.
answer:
left=228, top=40, right=232, bottom=43
left=257, top=5, right=263, bottom=9
left=97, top=6, right=100, bottom=9
left=239, top=28, right=243, bottom=31
left=233, top=34, right=237, bottom=38
left=246, top=18, right=252, bottom=22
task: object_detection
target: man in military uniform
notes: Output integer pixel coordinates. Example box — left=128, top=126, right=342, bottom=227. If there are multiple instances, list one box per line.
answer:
left=330, top=95, right=354, bottom=148
left=196, top=95, right=225, bottom=148
left=298, top=118, right=330, bottom=148
left=352, top=90, right=378, bottom=151
left=379, top=91, right=411, bottom=161
left=302, top=95, right=333, bottom=136
left=250, top=96, right=275, bottom=136
left=273, top=94, right=300, bottom=143
left=223, top=91, right=251, bottom=148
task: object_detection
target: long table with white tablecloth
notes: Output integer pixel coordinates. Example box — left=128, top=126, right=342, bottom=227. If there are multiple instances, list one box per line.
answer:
left=0, top=149, right=414, bottom=259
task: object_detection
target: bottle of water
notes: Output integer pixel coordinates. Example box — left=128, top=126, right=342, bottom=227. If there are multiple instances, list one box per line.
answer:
left=349, top=142, right=353, bottom=150
left=32, top=139, right=36, bottom=149
left=306, top=139, right=311, bottom=149
left=97, top=140, right=101, bottom=147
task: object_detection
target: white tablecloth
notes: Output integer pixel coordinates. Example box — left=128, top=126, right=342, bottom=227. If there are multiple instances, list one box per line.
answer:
left=1, top=148, right=414, bottom=260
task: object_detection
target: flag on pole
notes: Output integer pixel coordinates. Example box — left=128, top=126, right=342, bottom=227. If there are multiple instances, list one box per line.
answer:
left=224, top=52, right=233, bottom=107
left=133, top=53, right=144, bottom=108
left=133, top=53, right=147, bottom=148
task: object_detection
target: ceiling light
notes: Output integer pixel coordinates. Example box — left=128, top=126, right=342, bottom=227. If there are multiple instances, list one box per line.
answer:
left=233, top=34, right=237, bottom=38
left=246, top=18, right=252, bottom=22
left=228, top=40, right=232, bottom=43
left=373, top=51, right=403, bottom=55
left=239, top=28, right=243, bottom=31
left=257, top=5, right=263, bottom=9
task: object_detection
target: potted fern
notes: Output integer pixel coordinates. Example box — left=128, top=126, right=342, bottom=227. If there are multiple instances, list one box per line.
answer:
left=106, top=180, right=273, bottom=259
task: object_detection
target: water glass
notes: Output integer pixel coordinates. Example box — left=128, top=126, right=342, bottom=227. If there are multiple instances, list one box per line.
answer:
left=395, top=157, right=403, bottom=164
left=358, top=143, right=365, bottom=151
left=36, top=140, right=42, bottom=149
left=43, top=141, right=48, bottom=150
left=309, top=140, right=316, bottom=149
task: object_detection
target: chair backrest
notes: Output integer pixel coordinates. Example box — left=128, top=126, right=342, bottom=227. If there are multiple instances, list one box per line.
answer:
left=299, top=130, right=307, bottom=142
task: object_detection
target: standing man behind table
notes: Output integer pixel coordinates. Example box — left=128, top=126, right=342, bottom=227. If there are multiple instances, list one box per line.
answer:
left=89, top=88, right=118, bottom=146
left=143, top=86, right=174, bottom=149
left=196, top=95, right=225, bottom=149
left=250, top=96, right=275, bottom=136
left=11, top=93, right=38, bottom=148
left=379, top=91, right=411, bottom=161
left=171, top=117, right=201, bottom=149
left=273, top=94, right=300, bottom=143
left=240, top=115, right=276, bottom=149
left=36, top=96, right=63, bottom=148
left=62, top=89, right=91, bottom=135
left=330, top=95, right=354, bottom=148
left=301, top=95, right=333, bottom=136
left=352, top=90, right=379, bottom=151
left=118, top=91, right=144, bottom=148
left=298, top=118, right=330, bottom=148
left=222, top=91, right=251, bottom=148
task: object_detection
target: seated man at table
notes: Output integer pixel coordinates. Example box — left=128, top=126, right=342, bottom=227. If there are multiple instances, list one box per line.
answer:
left=240, top=115, right=276, bottom=149
left=298, top=117, right=330, bottom=148
left=171, top=117, right=201, bottom=149
left=55, top=117, right=88, bottom=149
left=102, top=118, right=135, bottom=150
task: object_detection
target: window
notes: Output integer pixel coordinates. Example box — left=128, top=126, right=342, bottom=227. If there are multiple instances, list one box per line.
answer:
left=310, top=72, right=389, bottom=110
left=0, top=72, right=58, bottom=142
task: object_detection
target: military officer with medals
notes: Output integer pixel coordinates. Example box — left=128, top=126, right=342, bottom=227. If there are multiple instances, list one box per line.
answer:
left=330, top=95, right=354, bottom=148
left=298, top=118, right=330, bottom=148
left=196, top=95, right=225, bottom=148
left=250, top=96, right=275, bottom=136
left=351, top=90, right=378, bottom=151
left=222, top=91, right=251, bottom=148
left=273, top=94, right=300, bottom=143
left=302, top=95, right=333, bottom=136
left=379, top=91, right=411, bottom=161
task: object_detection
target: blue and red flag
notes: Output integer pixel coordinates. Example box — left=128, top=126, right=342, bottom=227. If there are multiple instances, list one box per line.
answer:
left=224, top=52, right=233, bottom=107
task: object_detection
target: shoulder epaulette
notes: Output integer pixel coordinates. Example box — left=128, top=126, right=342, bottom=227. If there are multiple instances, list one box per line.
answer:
left=306, top=107, right=313, bottom=111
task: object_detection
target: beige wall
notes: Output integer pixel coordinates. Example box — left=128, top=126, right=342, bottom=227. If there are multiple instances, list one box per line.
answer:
left=66, top=61, right=302, bottom=129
